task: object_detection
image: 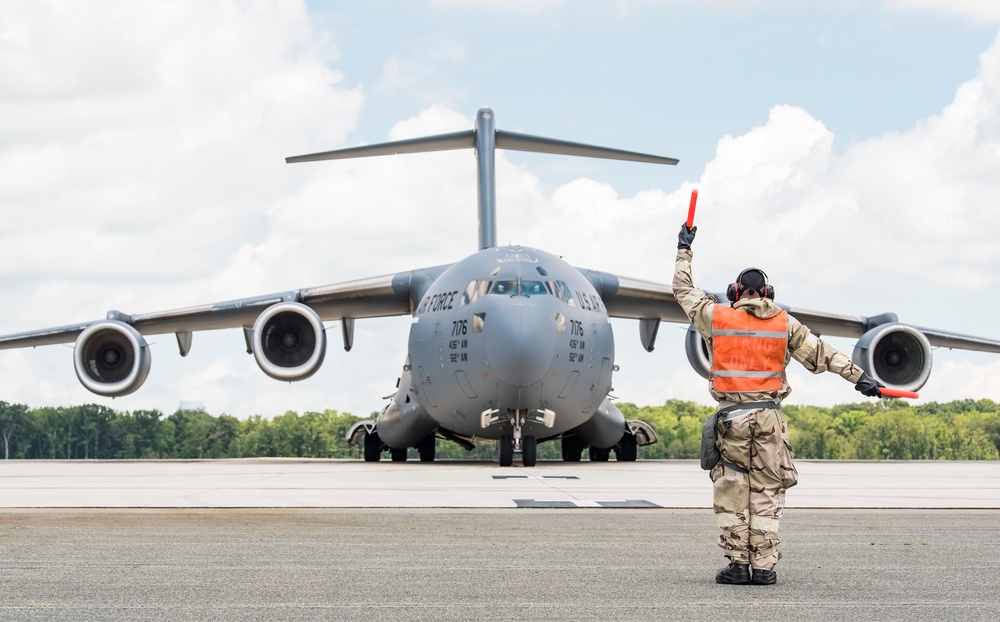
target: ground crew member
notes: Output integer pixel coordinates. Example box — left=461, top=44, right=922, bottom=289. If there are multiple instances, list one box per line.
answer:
left=673, top=222, right=883, bottom=585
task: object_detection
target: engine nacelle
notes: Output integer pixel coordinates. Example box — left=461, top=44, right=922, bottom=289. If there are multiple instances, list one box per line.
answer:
left=684, top=324, right=711, bottom=380
left=252, top=302, right=327, bottom=381
left=73, top=321, right=151, bottom=397
left=852, top=323, right=932, bottom=392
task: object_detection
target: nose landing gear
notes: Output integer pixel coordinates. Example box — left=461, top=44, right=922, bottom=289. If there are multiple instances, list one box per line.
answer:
left=485, top=408, right=553, bottom=467
left=497, top=433, right=537, bottom=467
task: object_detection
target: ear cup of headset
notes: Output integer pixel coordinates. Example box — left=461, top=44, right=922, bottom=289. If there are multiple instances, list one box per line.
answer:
left=729, top=268, right=774, bottom=301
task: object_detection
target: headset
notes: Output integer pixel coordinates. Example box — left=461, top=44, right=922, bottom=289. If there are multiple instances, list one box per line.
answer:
left=726, top=267, right=774, bottom=303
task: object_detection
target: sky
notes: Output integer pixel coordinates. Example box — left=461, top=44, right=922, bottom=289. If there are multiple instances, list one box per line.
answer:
left=2, top=0, right=1000, bottom=418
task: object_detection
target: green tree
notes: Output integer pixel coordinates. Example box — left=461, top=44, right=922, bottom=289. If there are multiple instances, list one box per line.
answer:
left=111, top=409, right=172, bottom=458
left=167, top=409, right=218, bottom=459
left=854, top=408, right=929, bottom=460
left=74, top=404, right=116, bottom=459
left=0, top=401, right=29, bottom=459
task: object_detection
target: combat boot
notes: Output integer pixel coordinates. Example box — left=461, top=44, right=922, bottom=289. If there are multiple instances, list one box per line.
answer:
left=715, top=562, right=750, bottom=584
left=751, top=568, right=777, bottom=585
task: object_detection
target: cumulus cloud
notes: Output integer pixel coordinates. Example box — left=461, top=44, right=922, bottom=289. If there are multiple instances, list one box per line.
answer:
left=3, top=1, right=1000, bottom=418
left=889, top=0, right=1000, bottom=23
left=0, top=0, right=363, bottom=414
left=613, top=33, right=1000, bottom=408
left=0, top=0, right=362, bottom=321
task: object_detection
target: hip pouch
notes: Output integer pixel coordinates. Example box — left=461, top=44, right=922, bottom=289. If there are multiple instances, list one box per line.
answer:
left=700, top=412, right=720, bottom=470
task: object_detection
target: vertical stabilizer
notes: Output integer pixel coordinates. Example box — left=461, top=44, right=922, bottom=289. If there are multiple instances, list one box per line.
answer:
left=286, top=108, right=677, bottom=252
left=475, top=107, right=497, bottom=250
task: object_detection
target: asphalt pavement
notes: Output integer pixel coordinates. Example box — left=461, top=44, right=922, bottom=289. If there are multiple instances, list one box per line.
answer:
left=1, top=507, right=996, bottom=621
left=0, top=460, right=997, bottom=621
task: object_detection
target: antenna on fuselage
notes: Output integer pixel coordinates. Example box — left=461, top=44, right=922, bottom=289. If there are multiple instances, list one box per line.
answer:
left=286, top=107, right=679, bottom=251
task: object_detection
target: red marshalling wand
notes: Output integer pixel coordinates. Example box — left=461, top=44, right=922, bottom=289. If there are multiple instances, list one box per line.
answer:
left=686, top=189, right=698, bottom=229
left=879, top=388, right=919, bottom=399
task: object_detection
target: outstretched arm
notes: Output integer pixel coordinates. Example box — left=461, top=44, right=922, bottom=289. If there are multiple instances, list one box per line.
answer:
left=788, top=315, right=883, bottom=397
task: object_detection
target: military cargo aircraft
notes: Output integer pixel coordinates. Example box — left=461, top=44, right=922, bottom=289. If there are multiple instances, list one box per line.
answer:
left=3, top=107, right=1000, bottom=466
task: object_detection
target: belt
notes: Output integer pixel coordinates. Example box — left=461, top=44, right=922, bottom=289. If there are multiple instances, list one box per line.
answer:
left=717, top=400, right=780, bottom=423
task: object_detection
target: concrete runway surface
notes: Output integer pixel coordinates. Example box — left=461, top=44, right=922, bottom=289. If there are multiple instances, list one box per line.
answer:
left=1, top=460, right=998, bottom=621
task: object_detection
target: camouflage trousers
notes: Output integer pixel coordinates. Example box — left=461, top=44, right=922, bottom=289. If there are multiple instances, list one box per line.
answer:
left=709, top=406, right=798, bottom=570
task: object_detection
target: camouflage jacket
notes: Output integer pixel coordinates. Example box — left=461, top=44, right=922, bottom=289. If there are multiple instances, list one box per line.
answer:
left=672, top=248, right=864, bottom=406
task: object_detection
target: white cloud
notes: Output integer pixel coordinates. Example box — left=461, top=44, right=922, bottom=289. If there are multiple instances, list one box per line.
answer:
left=592, top=32, right=1000, bottom=409
left=3, top=2, right=1000, bottom=421
left=889, top=0, right=1000, bottom=23
left=0, top=0, right=363, bottom=314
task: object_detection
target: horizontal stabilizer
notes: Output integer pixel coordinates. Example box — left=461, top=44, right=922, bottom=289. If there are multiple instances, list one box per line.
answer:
left=285, top=107, right=679, bottom=250
left=286, top=131, right=475, bottom=163
left=496, top=130, right=678, bottom=165
left=287, top=129, right=678, bottom=166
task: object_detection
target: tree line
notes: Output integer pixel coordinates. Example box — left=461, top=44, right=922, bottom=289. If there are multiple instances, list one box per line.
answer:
left=1, top=398, right=998, bottom=461
left=621, top=398, right=1000, bottom=460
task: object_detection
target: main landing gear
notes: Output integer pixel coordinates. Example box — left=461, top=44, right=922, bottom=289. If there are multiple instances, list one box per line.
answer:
left=559, top=430, right=639, bottom=462
left=362, top=430, right=437, bottom=463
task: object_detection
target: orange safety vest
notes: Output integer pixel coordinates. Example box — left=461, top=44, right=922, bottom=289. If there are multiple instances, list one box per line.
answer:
left=710, top=306, right=788, bottom=394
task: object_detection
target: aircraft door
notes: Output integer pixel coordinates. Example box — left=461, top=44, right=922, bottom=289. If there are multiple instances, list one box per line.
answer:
left=583, top=357, right=612, bottom=413
left=416, top=365, right=438, bottom=408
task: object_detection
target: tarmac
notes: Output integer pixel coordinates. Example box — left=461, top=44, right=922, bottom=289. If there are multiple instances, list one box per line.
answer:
left=1, top=459, right=998, bottom=621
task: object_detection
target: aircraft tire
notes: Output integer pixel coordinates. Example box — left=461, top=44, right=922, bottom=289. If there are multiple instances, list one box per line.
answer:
left=522, top=436, right=537, bottom=467
left=616, top=434, right=638, bottom=462
left=390, top=447, right=408, bottom=462
left=417, top=435, right=436, bottom=462
left=498, top=435, right=513, bottom=467
left=364, top=431, right=381, bottom=462
left=561, top=435, right=583, bottom=462
left=589, top=446, right=611, bottom=462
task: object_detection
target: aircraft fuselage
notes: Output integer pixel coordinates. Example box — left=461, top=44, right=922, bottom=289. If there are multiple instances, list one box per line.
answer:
left=375, top=245, right=621, bottom=449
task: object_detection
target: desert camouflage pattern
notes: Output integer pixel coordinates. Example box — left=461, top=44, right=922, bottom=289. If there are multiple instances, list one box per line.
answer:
left=673, top=247, right=860, bottom=570
left=673, top=248, right=865, bottom=407
left=710, top=407, right=797, bottom=569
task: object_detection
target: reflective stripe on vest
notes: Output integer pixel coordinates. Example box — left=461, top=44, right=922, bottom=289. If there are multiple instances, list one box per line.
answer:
left=710, top=306, right=788, bottom=393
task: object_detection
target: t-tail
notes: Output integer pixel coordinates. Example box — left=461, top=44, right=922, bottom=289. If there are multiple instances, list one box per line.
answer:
left=286, top=107, right=679, bottom=250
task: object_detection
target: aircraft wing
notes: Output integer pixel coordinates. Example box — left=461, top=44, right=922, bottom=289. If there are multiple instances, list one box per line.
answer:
left=0, top=265, right=451, bottom=351
left=583, top=269, right=1000, bottom=354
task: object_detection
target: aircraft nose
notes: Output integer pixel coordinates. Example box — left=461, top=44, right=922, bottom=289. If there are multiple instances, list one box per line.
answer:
left=484, top=305, right=555, bottom=387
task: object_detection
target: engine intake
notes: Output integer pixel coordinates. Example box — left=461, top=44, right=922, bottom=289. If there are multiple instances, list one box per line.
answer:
left=252, top=302, right=327, bottom=381
left=852, top=323, right=932, bottom=392
left=684, top=324, right=711, bottom=380
left=73, top=321, right=151, bottom=397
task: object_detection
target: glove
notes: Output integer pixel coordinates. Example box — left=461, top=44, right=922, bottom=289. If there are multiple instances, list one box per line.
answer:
left=678, top=223, right=697, bottom=250
left=855, top=372, right=884, bottom=398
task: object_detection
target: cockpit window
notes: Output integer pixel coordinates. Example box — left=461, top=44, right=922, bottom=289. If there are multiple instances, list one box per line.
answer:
left=490, top=280, right=518, bottom=295
left=460, top=279, right=492, bottom=306
left=459, top=278, right=573, bottom=305
left=547, top=280, right=574, bottom=305
left=521, top=280, right=546, bottom=296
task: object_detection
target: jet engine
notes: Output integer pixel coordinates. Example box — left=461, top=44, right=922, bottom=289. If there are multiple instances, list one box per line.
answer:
left=684, top=325, right=711, bottom=380
left=73, top=321, right=151, bottom=397
left=852, top=323, right=932, bottom=392
left=252, top=302, right=327, bottom=381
